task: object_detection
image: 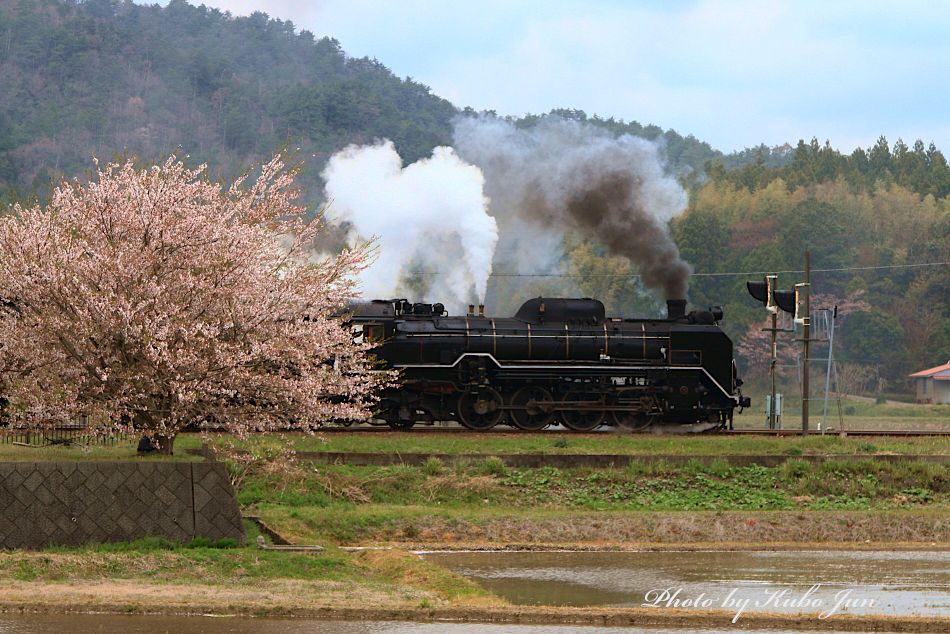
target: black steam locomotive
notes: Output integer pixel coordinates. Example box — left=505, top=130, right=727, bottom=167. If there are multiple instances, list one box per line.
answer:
left=350, top=297, right=750, bottom=431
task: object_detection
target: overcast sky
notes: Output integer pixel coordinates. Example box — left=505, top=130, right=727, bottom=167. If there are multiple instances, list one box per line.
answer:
left=144, top=1, right=950, bottom=153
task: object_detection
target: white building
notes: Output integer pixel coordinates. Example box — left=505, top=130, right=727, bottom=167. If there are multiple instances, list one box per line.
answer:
left=910, top=361, right=950, bottom=404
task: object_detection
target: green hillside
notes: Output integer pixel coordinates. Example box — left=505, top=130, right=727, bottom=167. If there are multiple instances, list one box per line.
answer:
left=0, top=0, right=947, bottom=393
left=0, top=0, right=457, bottom=200
left=0, top=0, right=716, bottom=202
left=679, top=139, right=950, bottom=387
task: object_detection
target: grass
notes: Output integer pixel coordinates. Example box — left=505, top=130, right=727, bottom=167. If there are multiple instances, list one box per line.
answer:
left=1, top=521, right=352, bottom=585
left=0, top=433, right=205, bottom=461
left=212, top=430, right=949, bottom=547
left=257, top=504, right=950, bottom=546
left=833, top=400, right=949, bottom=418
left=731, top=396, right=950, bottom=431
left=6, top=544, right=352, bottom=585
left=230, top=451, right=949, bottom=547
left=235, top=458, right=948, bottom=512
left=213, top=430, right=950, bottom=457
left=0, top=519, right=490, bottom=608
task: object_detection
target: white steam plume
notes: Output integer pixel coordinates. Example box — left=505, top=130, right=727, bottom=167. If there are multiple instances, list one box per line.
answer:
left=322, top=140, right=497, bottom=312
left=453, top=116, right=691, bottom=299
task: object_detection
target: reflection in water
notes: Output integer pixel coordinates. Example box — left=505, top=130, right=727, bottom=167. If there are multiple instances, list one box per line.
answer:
left=0, top=614, right=873, bottom=634
left=424, top=550, right=950, bottom=616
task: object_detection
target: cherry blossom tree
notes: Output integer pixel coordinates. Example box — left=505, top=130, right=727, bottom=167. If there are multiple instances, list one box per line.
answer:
left=736, top=314, right=799, bottom=372
left=0, top=155, right=384, bottom=453
left=737, top=290, right=871, bottom=373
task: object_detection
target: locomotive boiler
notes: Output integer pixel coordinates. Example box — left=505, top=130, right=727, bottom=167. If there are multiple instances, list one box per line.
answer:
left=350, top=297, right=750, bottom=431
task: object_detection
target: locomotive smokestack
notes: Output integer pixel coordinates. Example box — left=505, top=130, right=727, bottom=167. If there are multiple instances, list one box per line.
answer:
left=478, top=304, right=485, bottom=317
left=468, top=304, right=475, bottom=316
left=666, top=299, right=687, bottom=320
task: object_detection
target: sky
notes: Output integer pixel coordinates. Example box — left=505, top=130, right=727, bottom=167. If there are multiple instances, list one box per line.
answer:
left=146, top=1, right=950, bottom=153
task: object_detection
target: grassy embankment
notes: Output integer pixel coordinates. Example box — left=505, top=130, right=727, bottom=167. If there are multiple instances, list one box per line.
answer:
left=0, top=522, right=490, bottom=615
left=254, top=429, right=950, bottom=455
left=0, top=430, right=946, bottom=622
left=6, top=431, right=944, bottom=546
left=224, top=432, right=949, bottom=547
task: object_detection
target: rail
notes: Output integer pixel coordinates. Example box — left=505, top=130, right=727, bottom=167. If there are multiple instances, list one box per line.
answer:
left=312, top=426, right=950, bottom=437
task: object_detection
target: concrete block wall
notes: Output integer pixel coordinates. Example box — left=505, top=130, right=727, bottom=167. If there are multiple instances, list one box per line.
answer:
left=0, top=461, right=244, bottom=549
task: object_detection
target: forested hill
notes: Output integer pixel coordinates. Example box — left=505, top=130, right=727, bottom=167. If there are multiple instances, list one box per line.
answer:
left=0, top=0, right=718, bottom=201
left=0, top=0, right=458, bottom=199
left=672, top=139, right=950, bottom=388
left=2, top=0, right=947, bottom=390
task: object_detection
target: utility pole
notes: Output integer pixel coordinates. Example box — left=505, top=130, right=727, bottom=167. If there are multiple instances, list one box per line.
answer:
left=801, top=251, right=811, bottom=435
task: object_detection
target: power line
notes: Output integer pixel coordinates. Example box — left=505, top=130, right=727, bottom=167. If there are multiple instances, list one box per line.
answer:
left=697, top=261, right=950, bottom=277
left=476, top=261, right=950, bottom=279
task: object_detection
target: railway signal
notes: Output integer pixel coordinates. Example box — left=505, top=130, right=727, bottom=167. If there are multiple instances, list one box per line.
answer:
left=746, top=280, right=769, bottom=305
left=772, top=289, right=796, bottom=315
left=772, top=284, right=811, bottom=326
left=746, top=252, right=814, bottom=435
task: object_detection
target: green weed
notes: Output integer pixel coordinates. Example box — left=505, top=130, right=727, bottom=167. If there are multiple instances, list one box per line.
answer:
left=423, top=456, right=444, bottom=476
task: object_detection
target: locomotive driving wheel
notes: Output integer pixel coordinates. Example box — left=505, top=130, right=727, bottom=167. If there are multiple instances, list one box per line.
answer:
left=382, top=394, right=435, bottom=430
left=609, top=411, right=656, bottom=431
left=610, top=396, right=660, bottom=431
left=559, top=388, right=606, bottom=431
left=509, top=386, right=554, bottom=431
left=457, top=387, right=503, bottom=430
left=384, top=404, right=420, bottom=430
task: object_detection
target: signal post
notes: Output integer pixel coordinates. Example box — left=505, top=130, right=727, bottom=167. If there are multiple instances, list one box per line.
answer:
left=746, top=274, right=786, bottom=430
left=747, top=251, right=814, bottom=434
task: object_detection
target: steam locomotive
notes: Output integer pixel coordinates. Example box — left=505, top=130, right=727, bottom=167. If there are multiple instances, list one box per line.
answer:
left=350, top=297, right=750, bottom=431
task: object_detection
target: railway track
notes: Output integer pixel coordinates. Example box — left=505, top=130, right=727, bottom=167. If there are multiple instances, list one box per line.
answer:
left=724, top=428, right=950, bottom=437
left=320, top=425, right=950, bottom=437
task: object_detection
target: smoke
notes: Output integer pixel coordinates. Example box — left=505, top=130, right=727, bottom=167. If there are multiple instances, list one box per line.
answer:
left=453, top=116, right=691, bottom=299
left=321, top=140, right=497, bottom=312
left=322, top=118, right=691, bottom=313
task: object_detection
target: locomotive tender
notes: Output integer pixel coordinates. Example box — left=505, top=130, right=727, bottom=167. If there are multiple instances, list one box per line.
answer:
left=350, top=297, right=750, bottom=431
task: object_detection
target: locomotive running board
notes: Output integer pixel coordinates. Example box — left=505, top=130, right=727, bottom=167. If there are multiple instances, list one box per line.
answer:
left=393, top=353, right=740, bottom=404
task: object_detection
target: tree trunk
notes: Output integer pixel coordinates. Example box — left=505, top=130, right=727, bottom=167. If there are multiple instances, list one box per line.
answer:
left=154, top=434, right=176, bottom=455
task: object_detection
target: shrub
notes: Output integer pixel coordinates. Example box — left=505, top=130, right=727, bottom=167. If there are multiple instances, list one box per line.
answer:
left=423, top=456, right=444, bottom=476
left=477, top=456, right=508, bottom=477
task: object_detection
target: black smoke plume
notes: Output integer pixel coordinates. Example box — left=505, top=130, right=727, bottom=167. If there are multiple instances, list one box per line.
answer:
left=454, top=117, right=692, bottom=300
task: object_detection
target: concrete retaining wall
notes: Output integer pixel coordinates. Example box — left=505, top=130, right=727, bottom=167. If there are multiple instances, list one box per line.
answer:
left=0, top=461, right=244, bottom=549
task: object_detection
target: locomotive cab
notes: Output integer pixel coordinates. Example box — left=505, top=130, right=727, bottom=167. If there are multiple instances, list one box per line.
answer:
left=351, top=323, right=387, bottom=344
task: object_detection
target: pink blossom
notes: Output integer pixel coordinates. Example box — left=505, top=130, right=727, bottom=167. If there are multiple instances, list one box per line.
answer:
left=0, top=155, right=388, bottom=450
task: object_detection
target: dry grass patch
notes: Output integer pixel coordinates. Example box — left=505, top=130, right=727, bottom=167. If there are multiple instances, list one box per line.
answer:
left=354, top=550, right=495, bottom=606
